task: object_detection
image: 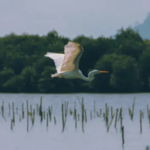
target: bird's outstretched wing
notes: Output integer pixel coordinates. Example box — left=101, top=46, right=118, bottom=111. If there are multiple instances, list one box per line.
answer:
left=45, top=52, right=64, bottom=73
left=60, top=41, right=84, bottom=72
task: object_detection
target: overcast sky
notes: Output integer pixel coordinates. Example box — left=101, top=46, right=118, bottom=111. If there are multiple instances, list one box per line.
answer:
left=0, top=0, right=150, bottom=39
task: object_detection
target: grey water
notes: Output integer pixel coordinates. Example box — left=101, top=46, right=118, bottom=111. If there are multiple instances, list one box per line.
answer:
left=0, top=93, right=150, bottom=150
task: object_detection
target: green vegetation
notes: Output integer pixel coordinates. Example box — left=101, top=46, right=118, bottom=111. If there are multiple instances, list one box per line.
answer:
left=0, top=28, right=150, bottom=93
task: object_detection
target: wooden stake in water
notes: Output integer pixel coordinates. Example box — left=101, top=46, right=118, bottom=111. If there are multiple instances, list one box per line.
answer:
left=36, top=103, right=39, bottom=114
left=11, top=119, right=13, bottom=130
left=120, top=108, right=123, bottom=131
left=128, top=107, right=132, bottom=120
left=85, top=110, right=87, bottom=123
left=118, top=108, right=121, bottom=121
left=48, top=106, right=52, bottom=122
left=107, top=113, right=115, bottom=131
left=75, top=109, right=77, bottom=129
left=105, top=103, right=109, bottom=127
left=94, top=100, right=96, bottom=118
left=140, top=110, right=142, bottom=134
left=13, top=111, right=15, bottom=125
left=70, top=108, right=73, bottom=115
left=22, top=103, right=24, bottom=119
left=114, top=108, right=118, bottom=129
left=96, top=111, right=99, bottom=117
left=81, top=98, right=84, bottom=132
left=32, top=109, right=35, bottom=126
left=46, top=112, right=48, bottom=129
left=100, top=108, right=102, bottom=117
left=12, top=102, right=15, bottom=125
left=105, top=103, right=107, bottom=121
left=1, top=101, right=4, bottom=118
left=26, top=100, right=29, bottom=132
left=9, top=103, right=11, bottom=117
left=147, top=104, right=150, bottom=124
left=90, top=111, right=92, bottom=120
left=131, top=98, right=135, bottom=120
left=16, top=107, right=18, bottom=115
left=30, top=105, right=32, bottom=114
left=74, top=101, right=77, bottom=129
left=54, top=117, right=56, bottom=125
left=64, top=101, right=69, bottom=125
left=39, top=97, right=43, bottom=122
left=147, top=104, right=149, bottom=116
left=78, top=114, right=80, bottom=121
left=121, top=126, right=125, bottom=146
left=111, top=106, right=113, bottom=119
left=106, top=114, right=109, bottom=129
left=62, top=103, right=65, bottom=131
left=74, top=101, right=76, bottom=120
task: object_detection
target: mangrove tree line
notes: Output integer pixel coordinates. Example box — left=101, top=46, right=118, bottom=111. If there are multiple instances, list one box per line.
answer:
left=0, top=28, right=150, bottom=93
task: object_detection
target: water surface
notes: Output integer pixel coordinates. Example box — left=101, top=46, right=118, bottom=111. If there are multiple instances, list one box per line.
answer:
left=0, top=93, right=150, bottom=150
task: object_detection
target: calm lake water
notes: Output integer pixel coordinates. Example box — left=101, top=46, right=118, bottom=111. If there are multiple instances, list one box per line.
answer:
left=0, top=93, right=150, bottom=150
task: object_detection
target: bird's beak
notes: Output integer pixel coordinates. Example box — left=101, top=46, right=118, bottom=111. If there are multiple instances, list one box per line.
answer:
left=99, top=71, right=109, bottom=73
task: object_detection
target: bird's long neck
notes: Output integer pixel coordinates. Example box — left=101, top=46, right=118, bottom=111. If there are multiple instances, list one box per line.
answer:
left=80, top=76, right=93, bottom=81
left=80, top=70, right=96, bottom=81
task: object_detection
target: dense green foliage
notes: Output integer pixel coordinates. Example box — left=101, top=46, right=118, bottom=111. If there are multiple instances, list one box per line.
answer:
left=0, top=28, right=150, bottom=93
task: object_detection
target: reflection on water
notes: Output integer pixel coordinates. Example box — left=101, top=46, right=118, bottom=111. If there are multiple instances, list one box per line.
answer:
left=0, top=93, right=150, bottom=150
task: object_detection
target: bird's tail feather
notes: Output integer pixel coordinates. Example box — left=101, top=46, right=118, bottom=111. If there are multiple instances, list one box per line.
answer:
left=51, top=73, right=63, bottom=78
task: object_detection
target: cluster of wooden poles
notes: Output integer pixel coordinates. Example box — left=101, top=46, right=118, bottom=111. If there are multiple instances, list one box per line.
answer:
left=0, top=97, right=150, bottom=148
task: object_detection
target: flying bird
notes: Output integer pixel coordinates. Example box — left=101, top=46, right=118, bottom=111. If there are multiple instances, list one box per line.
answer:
left=45, top=41, right=108, bottom=81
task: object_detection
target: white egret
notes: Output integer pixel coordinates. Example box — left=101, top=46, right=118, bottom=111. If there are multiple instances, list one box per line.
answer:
left=45, top=41, right=108, bottom=81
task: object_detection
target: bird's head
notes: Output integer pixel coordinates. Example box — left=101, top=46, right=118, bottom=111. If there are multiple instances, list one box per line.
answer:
left=88, top=70, right=109, bottom=80
left=90, top=70, right=109, bottom=75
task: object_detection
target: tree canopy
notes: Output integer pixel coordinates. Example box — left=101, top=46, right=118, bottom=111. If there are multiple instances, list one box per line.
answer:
left=0, top=28, right=150, bottom=93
